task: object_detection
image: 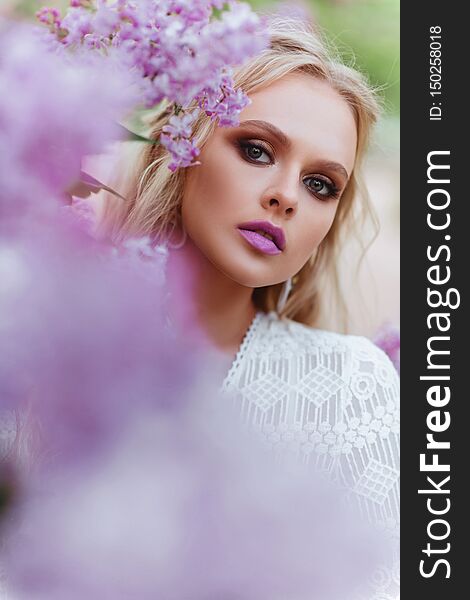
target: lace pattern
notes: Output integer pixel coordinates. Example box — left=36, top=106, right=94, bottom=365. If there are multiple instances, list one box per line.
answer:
left=222, top=311, right=400, bottom=600
left=223, top=311, right=263, bottom=389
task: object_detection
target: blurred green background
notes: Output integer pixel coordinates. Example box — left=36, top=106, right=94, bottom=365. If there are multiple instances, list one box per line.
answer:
left=3, top=0, right=400, bottom=334
left=254, top=0, right=399, bottom=116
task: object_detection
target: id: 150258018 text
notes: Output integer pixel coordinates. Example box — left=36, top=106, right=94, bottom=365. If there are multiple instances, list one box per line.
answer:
left=429, top=26, right=443, bottom=121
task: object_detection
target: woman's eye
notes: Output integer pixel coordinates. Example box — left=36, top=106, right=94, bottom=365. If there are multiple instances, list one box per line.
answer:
left=303, top=176, right=338, bottom=199
left=239, top=141, right=272, bottom=164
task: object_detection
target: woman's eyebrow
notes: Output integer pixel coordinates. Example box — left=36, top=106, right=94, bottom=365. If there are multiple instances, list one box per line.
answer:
left=315, top=160, right=349, bottom=182
left=238, top=119, right=291, bottom=148
left=237, top=119, right=350, bottom=181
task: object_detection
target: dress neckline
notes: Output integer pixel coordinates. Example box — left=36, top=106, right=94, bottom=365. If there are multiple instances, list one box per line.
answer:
left=221, top=311, right=263, bottom=390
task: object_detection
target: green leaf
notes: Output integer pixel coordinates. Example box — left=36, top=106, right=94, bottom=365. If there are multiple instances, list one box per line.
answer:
left=118, top=124, right=159, bottom=145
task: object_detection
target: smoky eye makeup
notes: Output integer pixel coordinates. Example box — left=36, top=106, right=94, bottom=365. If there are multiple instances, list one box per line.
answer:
left=302, top=175, right=341, bottom=201
left=235, top=138, right=274, bottom=165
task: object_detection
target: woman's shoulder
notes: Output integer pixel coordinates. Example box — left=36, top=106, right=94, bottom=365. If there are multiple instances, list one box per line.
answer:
left=256, top=312, right=398, bottom=378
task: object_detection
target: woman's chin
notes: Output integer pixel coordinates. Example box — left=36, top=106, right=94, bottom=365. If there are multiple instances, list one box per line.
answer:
left=217, top=262, right=288, bottom=289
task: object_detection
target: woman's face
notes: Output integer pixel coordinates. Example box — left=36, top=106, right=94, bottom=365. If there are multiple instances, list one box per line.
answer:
left=181, top=72, right=357, bottom=288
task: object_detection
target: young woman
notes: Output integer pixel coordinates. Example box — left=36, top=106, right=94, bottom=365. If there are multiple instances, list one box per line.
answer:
left=103, top=16, right=399, bottom=597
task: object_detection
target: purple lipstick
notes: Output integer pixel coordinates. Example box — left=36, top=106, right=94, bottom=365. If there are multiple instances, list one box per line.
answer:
left=237, top=220, right=286, bottom=256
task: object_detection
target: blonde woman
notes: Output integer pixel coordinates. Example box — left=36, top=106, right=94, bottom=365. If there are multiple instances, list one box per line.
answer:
left=102, top=17, right=399, bottom=598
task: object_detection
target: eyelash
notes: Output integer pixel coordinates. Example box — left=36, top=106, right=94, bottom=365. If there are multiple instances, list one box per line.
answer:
left=236, top=140, right=341, bottom=201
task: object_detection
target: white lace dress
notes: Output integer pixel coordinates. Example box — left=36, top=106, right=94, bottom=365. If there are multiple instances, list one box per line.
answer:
left=222, top=311, right=400, bottom=600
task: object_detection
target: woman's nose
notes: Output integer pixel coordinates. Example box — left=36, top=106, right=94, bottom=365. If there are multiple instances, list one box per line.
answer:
left=260, top=180, right=299, bottom=216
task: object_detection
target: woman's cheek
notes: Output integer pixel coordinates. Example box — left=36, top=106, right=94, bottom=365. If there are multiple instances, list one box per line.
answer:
left=297, top=210, right=334, bottom=253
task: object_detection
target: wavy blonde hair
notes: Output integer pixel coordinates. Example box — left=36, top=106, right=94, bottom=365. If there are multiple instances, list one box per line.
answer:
left=101, top=16, right=381, bottom=331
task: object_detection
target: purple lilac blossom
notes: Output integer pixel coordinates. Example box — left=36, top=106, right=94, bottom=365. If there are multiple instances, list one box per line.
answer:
left=37, top=0, right=269, bottom=170
left=373, top=323, right=400, bottom=373
left=160, top=111, right=200, bottom=170
left=36, top=7, right=62, bottom=28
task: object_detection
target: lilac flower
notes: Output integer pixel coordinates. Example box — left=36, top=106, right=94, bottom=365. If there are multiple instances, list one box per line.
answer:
left=160, top=111, right=200, bottom=170
left=373, top=323, right=400, bottom=373
left=201, top=72, right=251, bottom=125
left=36, top=7, right=62, bottom=29
left=162, top=112, right=197, bottom=139
left=37, top=0, right=269, bottom=170
left=70, top=0, right=93, bottom=7
left=160, top=132, right=201, bottom=171
left=60, top=7, right=94, bottom=44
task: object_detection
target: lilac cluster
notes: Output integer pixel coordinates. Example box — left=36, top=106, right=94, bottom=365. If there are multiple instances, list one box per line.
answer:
left=38, top=0, right=269, bottom=170
left=36, top=6, right=62, bottom=29
left=198, top=71, right=250, bottom=126
left=160, top=111, right=201, bottom=170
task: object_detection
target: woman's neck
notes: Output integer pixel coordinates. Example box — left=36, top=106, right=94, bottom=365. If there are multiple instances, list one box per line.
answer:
left=167, top=237, right=257, bottom=356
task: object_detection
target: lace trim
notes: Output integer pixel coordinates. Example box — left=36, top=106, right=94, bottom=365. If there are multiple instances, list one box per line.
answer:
left=221, top=311, right=263, bottom=391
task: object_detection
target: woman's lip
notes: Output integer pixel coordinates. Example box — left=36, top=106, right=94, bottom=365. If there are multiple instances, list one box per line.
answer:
left=237, top=220, right=286, bottom=251
left=237, top=228, right=282, bottom=255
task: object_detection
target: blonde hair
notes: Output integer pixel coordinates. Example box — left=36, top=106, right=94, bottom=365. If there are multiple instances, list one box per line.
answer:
left=101, top=16, right=381, bottom=331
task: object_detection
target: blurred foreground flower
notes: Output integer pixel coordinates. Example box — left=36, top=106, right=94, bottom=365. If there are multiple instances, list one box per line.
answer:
left=0, top=22, right=136, bottom=222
